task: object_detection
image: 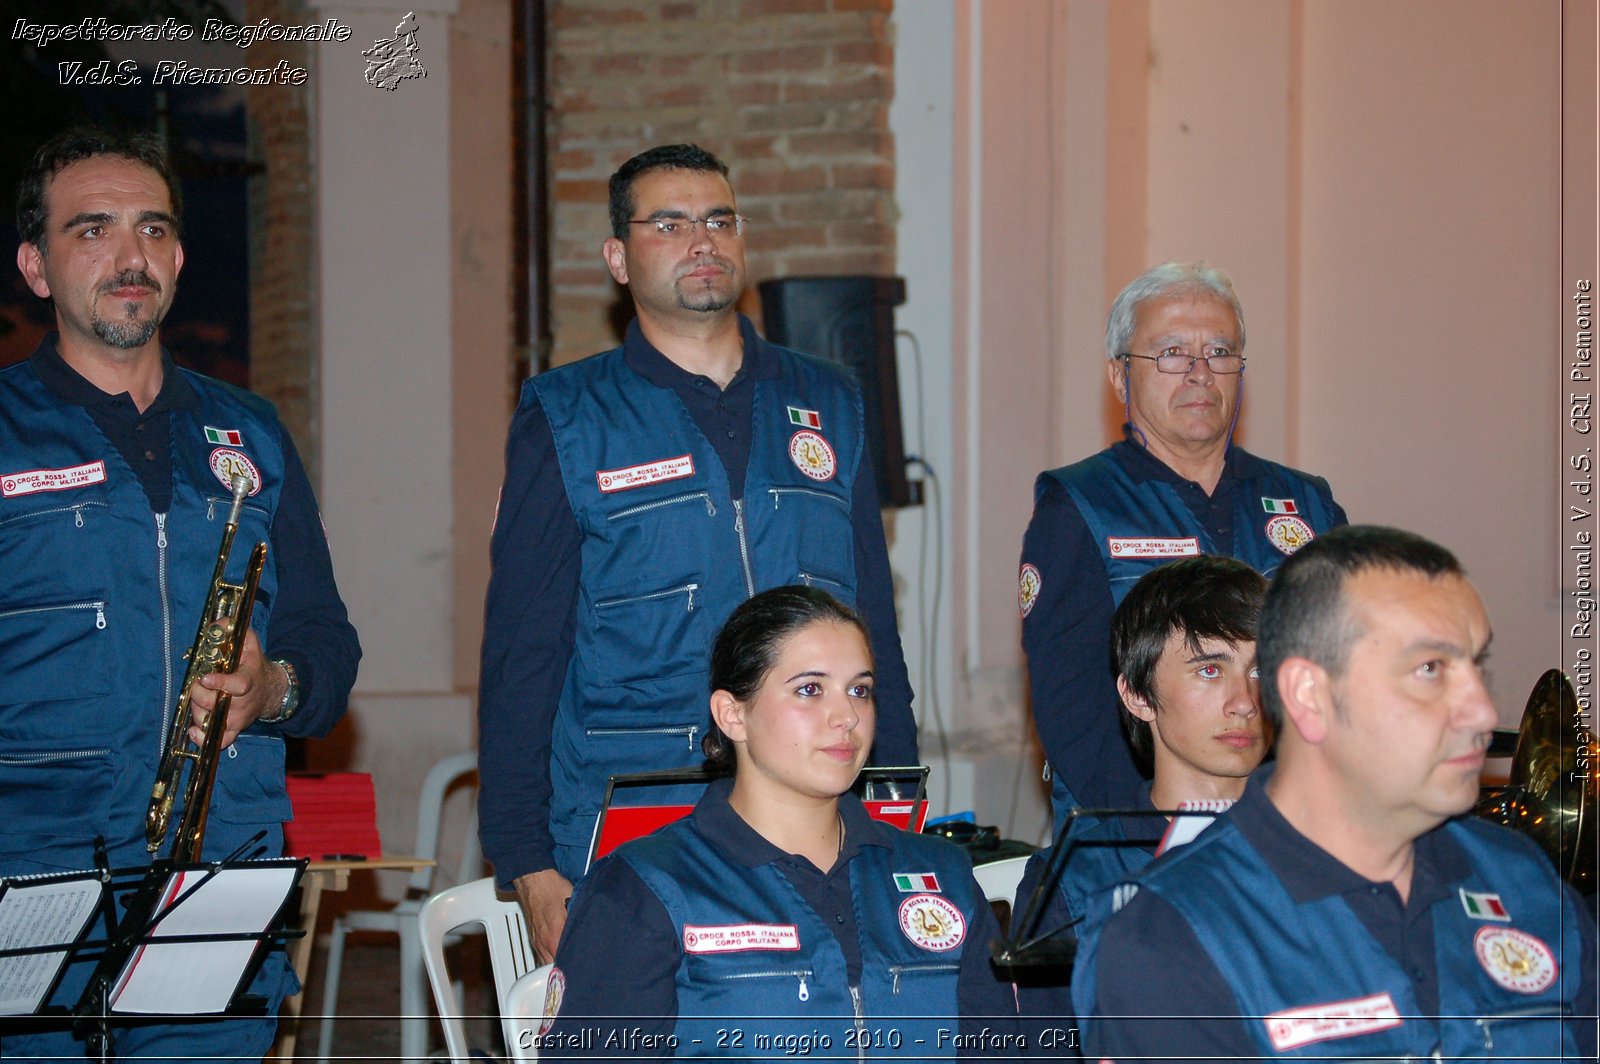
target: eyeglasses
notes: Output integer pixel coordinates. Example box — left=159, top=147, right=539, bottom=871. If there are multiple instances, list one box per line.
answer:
left=627, top=213, right=747, bottom=240
left=1119, top=349, right=1246, bottom=375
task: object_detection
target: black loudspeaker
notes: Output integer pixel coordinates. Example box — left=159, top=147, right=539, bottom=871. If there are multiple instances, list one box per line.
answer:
left=758, top=275, right=921, bottom=509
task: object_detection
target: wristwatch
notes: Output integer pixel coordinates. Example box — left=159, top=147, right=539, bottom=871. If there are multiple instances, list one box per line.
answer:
left=262, top=658, right=301, bottom=724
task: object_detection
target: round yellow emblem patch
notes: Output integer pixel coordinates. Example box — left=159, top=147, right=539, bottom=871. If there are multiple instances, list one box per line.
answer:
left=897, top=894, right=966, bottom=952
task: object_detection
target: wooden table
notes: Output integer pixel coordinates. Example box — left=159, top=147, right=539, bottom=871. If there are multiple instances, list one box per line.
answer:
left=271, top=854, right=433, bottom=1061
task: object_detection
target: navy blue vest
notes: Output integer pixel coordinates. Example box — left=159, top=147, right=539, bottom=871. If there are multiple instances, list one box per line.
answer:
left=0, top=358, right=290, bottom=875
left=1074, top=816, right=1584, bottom=1059
left=1041, top=443, right=1339, bottom=821
left=1043, top=444, right=1340, bottom=603
left=532, top=346, right=864, bottom=855
left=620, top=807, right=978, bottom=1056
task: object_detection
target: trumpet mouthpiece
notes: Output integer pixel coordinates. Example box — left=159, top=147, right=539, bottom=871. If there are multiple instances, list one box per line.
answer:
left=227, top=475, right=249, bottom=525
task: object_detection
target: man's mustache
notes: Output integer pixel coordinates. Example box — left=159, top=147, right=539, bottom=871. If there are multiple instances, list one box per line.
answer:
left=101, top=270, right=161, bottom=295
left=676, top=257, right=736, bottom=279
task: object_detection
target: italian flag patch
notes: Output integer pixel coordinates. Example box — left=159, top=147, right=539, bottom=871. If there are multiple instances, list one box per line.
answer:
left=205, top=426, right=244, bottom=446
left=787, top=406, right=822, bottom=430
left=1460, top=889, right=1510, bottom=921
left=1261, top=497, right=1299, bottom=514
left=893, top=872, right=941, bottom=893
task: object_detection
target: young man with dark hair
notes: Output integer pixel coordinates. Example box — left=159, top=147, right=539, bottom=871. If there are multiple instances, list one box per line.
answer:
left=1075, top=526, right=1597, bottom=1062
left=478, top=143, right=916, bottom=961
left=1015, top=555, right=1267, bottom=1016
left=1, top=126, right=360, bottom=1061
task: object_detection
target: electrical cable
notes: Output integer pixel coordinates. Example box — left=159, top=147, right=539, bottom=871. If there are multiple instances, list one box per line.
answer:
left=894, top=327, right=951, bottom=816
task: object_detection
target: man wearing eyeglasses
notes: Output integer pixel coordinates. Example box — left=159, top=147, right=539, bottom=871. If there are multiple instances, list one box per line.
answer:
left=478, top=144, right=916, bottom=961
left=1019, top=262, right=1345, bottom=834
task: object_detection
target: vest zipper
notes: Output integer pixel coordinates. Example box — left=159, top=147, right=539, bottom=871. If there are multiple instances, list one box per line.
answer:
left=155, top=512, right=174, bottom=759
left=0, top=747, right=114, bottom=765
left=584, top=724, right=701, bottom=750
left=848, top=985, right=867, bottom=1062
left=0, top=499, right=108, bottom=530
left=1474, top=1003, right=1571, bottom=1051
left=718, top=968, right=810, bottom=1001
left=0, top=601, right=106, bottom=629
left=205, top=495, right=269, bottom=522
left=607, top=491, right=716, bottom=522
left=731, top=499, right=756, bottom=598
left=768, top=486, right=848, bottom=510
left=887, top=962, right=959, bottom=994
left=593, top=582, right=699, bottom=611
left=797, top=571, right=846, bottom=592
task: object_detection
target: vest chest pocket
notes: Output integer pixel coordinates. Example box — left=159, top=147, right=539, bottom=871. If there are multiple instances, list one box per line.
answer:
left=768, top=488, right=855, bottom=598
left=203, top=494, right=273, bottom=541
left=797, top=570, right=850, bottom=595
left=0, top=746, right=120, bottom=873
left=885, top=962, right=959, bottom=994
left=211, top=733, right=293, bottom=825
left=0, top=600, right=111, bottom=706
left=708, top=966, right=814, bottom=1003
left=0, top=500, right=111, bottom=607
left=1472, top=1004, right=1572, bottom=1054
left=0, top=498, right=109, bottom=532
left=583, top=581, right=708, bottom=686
left=1106, top=554, right=1191, bottom=598
left=599, top=491, right=717, bottom=564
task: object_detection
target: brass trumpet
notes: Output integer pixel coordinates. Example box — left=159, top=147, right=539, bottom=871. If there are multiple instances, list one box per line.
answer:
left=145, top=474, right=268, bottom=863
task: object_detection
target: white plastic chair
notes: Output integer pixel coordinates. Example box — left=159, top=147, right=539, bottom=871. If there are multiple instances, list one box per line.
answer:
left=316, top=752, right=481, bottom=1063
left=500, top=963, right=556, bottom=1060
left=972, top=854, right=1031, bottom=907
left=419, top=877, right=539, bottom=1064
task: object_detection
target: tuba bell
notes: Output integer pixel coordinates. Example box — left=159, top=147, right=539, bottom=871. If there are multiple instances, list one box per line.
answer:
left=144, top=474, right=268, bottom=864
left=1477, top=669, right=1597, bottom=892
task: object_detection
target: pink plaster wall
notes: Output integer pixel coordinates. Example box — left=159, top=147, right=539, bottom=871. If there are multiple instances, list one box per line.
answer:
left=948, top=0, right=1570, bottom=726
left=1295, top=0, right=1562, bottom=713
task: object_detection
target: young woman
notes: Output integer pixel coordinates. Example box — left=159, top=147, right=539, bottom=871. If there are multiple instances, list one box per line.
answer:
left=537, top=586, right=1021, bottom=1058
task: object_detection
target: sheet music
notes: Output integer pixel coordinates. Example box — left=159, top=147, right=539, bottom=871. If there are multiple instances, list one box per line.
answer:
left=109, top=864, right=298, bottom=1015
left=0, top=875, right=103, bottom=1015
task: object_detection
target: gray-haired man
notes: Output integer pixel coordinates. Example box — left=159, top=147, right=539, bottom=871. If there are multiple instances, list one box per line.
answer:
left=1019, top=262, right=1345, bottom=830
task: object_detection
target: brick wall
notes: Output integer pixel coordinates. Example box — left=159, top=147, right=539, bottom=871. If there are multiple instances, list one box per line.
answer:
left=245, top=0, right=318, bottom=483
left=546, top=0, right=896, bottom=367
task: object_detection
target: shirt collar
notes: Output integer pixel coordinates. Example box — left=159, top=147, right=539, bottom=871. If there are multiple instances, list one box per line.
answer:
left=621, top=314, right=780, bottom=390
left=1118, top=779, right=1167, bottom=849
left=1111, top=425, right=1271, bottom=487
left=1230, top=763, right=1477, bottom=906
left=30, top=332, right=199, bottom=415
left=694, top=776, right=894, bottom=870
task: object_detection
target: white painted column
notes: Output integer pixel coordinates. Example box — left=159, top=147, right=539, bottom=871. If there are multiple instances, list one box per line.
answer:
left=889, top=0, right=960, bottom=813
left=307, top=0, right=471, bottom=894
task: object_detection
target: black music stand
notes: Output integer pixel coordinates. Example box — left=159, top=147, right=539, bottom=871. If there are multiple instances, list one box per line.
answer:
left=992, top=804, right=1227, bottom=974
left=0, top=838, right=304, bottom=1062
